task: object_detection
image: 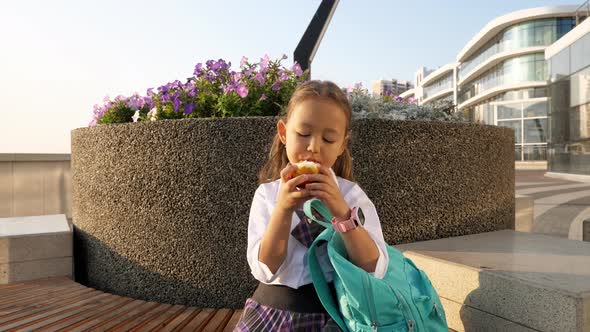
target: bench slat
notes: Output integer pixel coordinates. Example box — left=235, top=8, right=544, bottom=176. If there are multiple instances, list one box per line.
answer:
left=0, top=278, right=245, bottom=332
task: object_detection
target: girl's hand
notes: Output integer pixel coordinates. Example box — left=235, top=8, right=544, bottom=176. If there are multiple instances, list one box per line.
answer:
left=276, top=163, right=313, bottom=213
left=304, top=165, right=351, bottom=220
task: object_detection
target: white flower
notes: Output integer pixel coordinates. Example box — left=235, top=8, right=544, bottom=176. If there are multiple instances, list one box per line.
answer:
left=132, top=110, right=140, bottom=123
left=147, top=107, right=158, bottom=121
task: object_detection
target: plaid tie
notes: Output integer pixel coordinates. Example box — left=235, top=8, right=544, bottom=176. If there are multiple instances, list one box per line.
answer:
left=290, top=209, right=326, bottom=248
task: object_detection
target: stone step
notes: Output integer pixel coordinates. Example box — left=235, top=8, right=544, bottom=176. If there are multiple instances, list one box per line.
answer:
left=0, top=214, right=72, bottom=284
left=395, top=230, right=590, bottom=332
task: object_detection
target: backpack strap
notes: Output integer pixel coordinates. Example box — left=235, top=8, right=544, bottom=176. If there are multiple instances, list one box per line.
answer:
left=303, top=198, right=333, bottom=228
left=304, top=198, right=349, bottom=331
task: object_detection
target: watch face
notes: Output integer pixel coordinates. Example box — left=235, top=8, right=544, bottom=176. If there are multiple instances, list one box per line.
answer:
left=356, top=207, right=365, bottom=226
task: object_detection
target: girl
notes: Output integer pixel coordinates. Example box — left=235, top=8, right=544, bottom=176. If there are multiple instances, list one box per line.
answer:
left=235, top=80, right=389, bottom=332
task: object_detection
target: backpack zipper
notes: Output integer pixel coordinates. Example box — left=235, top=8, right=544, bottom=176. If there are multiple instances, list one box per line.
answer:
left=389, top=286, right=417, bottom=332
left=362, top=273, right=379, bottom=330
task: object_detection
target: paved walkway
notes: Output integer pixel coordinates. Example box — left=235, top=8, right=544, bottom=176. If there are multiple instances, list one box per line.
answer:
left=516, top=170, right=590, bottom=239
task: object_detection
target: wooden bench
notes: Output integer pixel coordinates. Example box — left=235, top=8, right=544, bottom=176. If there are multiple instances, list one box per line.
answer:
left=0, top=277, right=242, bottom=331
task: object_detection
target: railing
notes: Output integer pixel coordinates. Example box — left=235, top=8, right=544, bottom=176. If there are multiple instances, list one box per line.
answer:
left=576, top=0, right=590, bottom=25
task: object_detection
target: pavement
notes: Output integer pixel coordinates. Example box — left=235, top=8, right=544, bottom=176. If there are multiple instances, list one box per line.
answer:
left=516, top=170, right=590, bottom=239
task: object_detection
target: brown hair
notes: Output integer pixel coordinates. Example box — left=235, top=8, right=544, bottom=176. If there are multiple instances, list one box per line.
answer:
left=258, top=80, right=354, bottom=184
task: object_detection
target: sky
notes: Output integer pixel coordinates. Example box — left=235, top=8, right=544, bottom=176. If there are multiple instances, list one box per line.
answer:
left=0, top=0, right=579, bottom=153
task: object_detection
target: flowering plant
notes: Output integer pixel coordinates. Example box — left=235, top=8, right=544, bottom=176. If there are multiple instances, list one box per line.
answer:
left=90, top=54, right=307, bottom=126
left=347, top=83, right=465, bottom=122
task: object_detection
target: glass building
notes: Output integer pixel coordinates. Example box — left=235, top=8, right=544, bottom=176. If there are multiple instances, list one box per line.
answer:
left=546, top=16, right=590, bottom=177
left=411, top=6, right=578, bottom=162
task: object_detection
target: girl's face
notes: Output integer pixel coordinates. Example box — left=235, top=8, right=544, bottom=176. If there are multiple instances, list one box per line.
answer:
left=277, top=98, right=349, bottom=169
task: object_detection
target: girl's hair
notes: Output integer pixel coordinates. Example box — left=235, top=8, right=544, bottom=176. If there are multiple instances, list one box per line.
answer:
left=258, top=80, right=354, bottom=184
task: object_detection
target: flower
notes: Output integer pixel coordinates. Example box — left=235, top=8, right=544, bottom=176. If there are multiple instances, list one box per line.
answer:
left=291, top=63, right=303, bottom=77
left=236, top=84, right=249, bottom=98
left=260, top=54, right=270, bottom=72
left=184, top=103, right=194, bottom=115
left=193, top=63, right=203, bottom=76
left=255, top=73, right=265, bottom=85
left=90, top=54, right=307, bottom=125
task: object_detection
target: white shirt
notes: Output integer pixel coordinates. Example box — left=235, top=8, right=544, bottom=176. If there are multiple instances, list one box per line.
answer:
left=247, top=169, right=389, bottom=289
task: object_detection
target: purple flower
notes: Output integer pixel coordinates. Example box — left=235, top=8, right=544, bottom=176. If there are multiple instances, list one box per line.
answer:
left=259, top=94, right=268, bottom=101
left=384, top=90, right=393, bottom=96
left=185, top=82, right=198, bottom=98
left=184, top=103, right=194, bottom=115
left=291, top=63, right=303, bottom=77
left=193, top=63, right=203, bottom=76
left=278, top=72, right=290, bottom=82
left=236, top=84, right=249, bottom=98
left=205, top=72, right=216, bottom=82
left=240, top=56, right=248, bottom=68
left=158, top=85, right=169, bottom=94
left=394, top=96, right=403, bottom=102
left=143, top=96, right=155, bottom=109
left=173, top=98, right=181, bottom=112
left=272, top=82, right=281, bottom=91
left=281, top=54, right=288, bottom=60
left=354, top=82, right=363, bottom=90
left=260, top=54, right=270, bottom=72
left=255, top=72, right=265, bottom=85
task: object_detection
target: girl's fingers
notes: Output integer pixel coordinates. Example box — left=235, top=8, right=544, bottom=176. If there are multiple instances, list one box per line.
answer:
left=304, top=173, right=330, bottom=184
left=286, top=174, right=310, bottom=190
left=280, top=163, right=296, bottom=182
left=304, top=182, right=327, bottom=191
left=291, top=189, right=310, bottom=198
left=316, top=164, right=331, bottom=176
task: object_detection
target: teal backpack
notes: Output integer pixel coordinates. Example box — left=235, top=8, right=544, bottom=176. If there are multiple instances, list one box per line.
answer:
left=304, top=198, right=448, bottom=332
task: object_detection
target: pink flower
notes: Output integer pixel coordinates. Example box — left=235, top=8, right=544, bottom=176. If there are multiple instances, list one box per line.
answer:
left=255, top=72, right=265, bottom=85
left=236, top=84, right=249, bottom=98
left=291, top=63, right=303, bottom=77
left=240, top=56, right=248, bottom=68
left=260, top=54, right=270, bottom=72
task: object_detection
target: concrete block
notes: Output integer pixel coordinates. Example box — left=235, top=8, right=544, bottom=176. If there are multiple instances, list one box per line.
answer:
left=396, top=230, right=590, bottom=332
left=0, top=257, right=72, bottom=283
left=0, top=163, right=13, bottom=217
left=514, top=194, right=534, bottom=232
left=0, top=214, right=72, bottom=284
left=440, top=297, right=536, bottom=332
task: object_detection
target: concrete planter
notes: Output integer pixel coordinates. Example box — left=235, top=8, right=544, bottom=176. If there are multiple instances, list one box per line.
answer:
left=71, top=117, right=514, bottom=308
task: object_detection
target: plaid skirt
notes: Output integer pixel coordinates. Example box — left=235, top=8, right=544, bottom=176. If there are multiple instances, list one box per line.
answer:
left=233, top=298, right=341, bottom=332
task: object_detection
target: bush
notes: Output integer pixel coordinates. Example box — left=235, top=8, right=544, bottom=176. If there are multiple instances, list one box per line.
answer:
left=347, top=83, right=466, bottom=122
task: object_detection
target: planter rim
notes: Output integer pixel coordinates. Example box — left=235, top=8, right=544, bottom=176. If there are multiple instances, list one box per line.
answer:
left=73, top=117, right=501, bottom=134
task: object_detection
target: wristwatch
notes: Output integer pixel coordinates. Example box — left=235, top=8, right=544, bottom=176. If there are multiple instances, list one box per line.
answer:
left=332, top=207, right=365, bottom=233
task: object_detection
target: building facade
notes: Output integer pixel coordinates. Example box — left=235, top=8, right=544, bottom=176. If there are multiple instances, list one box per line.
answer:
left=372, top=79, right=413, bottom=97
left=545, top=14, right=590, bottom=177
left=411, top=6, right=578, bottom=161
